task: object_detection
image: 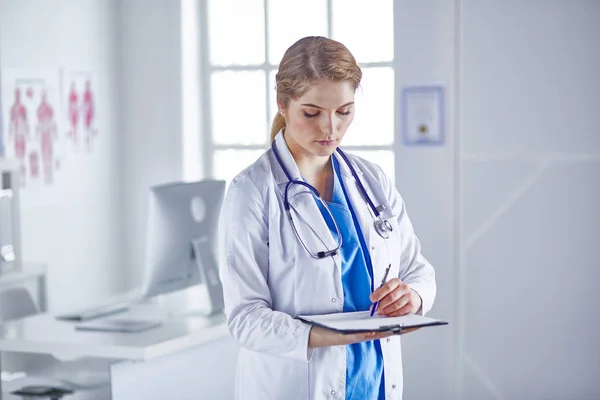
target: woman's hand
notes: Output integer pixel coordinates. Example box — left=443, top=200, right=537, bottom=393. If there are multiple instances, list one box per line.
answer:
left=307, top=280, right=422, bottom=349
left=308, top=326, right=391, bottom=349
left=369, top=278, right=422, bottom=317
left=307, top=325, right=420, bottom=349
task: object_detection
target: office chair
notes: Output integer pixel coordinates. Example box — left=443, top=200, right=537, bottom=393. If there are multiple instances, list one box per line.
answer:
left=0, top=287, right=113, bottom=389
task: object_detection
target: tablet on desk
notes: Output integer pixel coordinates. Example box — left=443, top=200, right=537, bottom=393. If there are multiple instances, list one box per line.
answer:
left=75, top=318, right=162, bottom=333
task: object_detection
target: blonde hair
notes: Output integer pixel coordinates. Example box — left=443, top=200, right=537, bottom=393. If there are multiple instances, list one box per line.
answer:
left=270, top=36, right=362, bottom=142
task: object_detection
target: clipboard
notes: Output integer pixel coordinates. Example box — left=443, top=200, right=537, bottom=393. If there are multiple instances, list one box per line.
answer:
left=298, top=311, right=448, bottom=335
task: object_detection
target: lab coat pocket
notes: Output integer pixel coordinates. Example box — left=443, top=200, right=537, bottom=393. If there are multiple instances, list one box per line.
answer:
left=267, top=252, right=297, bottom=312
left=293, top=250, right=341, bottom=315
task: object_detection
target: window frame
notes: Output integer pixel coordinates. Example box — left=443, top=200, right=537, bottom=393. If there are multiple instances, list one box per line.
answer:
left=194, top=0, right=397, bottom=182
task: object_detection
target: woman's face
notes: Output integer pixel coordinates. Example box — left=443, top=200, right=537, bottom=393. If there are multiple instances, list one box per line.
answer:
left=279, top=80, right=355, bottom=159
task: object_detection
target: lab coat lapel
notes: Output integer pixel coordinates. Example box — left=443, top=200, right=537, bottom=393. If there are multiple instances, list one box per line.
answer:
left=334, top=150, right=391, bottom=285
left=271, top=132, right=339, bottom=254
left=333, top=151, right=372, bottom=252
left=286, top=184, right=339, bottom=252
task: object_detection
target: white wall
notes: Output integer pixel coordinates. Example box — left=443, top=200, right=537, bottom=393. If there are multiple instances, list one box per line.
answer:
left=394, top=1, right=456, bottom=398
left=395, top=1, right=600, bottom=399
left=0, top=0, right=185, bottom=309
left=458, top=0, right=600, bottom=398
left=118, top=0, right=184, bottom=289
left=0, top=0, right=124, bottom=311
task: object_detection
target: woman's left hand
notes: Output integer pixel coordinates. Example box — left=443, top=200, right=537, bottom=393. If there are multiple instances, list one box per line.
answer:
left=369, top=278, right=422, bottom=317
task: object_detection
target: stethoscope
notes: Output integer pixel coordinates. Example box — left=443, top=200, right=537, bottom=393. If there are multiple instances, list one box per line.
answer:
left=271, top=141, right=393, bottom=259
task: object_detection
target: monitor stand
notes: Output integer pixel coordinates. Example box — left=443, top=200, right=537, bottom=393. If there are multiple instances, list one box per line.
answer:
left=190, top=236, right=225, bottom=317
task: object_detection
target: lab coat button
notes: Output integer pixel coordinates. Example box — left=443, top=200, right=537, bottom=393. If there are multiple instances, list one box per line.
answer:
left=392, top=384, right=397, bottom=389
left=371, top=246, right=375, bottom=251
left=386, top=338, right=391, bottom=343
left=331, top=389, right=337, bottom=395
left=331, top=298, right=337, bottom=303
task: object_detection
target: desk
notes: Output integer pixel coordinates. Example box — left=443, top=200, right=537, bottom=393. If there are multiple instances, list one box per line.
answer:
left=0, top=302, right=238, bottom=399
left=2, top=376, right=110, bottom=399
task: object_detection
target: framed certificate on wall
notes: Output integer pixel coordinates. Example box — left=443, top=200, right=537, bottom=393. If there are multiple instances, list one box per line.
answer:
left=401, top=85, right=445, bottom=146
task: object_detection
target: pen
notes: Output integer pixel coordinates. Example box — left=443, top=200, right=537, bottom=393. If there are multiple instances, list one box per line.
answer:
left=370, top=264, right=392, bottom=317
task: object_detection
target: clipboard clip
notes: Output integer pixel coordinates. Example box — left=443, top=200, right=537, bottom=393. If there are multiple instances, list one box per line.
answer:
left=380, top=324, right=404, bottom=335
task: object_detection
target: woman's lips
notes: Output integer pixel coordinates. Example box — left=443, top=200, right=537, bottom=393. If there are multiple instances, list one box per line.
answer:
left=316, top=140, right=335, bottom=146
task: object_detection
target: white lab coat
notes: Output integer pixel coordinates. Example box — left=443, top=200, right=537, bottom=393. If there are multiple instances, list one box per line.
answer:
left=218, top=132, right=436, bottom=400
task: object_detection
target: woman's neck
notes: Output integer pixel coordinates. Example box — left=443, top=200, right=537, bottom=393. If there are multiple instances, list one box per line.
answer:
left=284, top=133, right=332, bottom=180
left=284, top=132, right=334, bottom=200
left=297, top=155, right=332, bottom=180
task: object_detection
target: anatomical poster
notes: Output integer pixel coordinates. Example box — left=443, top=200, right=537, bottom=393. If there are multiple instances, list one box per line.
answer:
left=0, top=68, right=64, bottom=206
left=61, top=69, right=99, bottom=154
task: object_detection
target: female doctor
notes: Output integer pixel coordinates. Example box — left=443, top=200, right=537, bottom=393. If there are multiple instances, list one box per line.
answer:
left=218, top=36, right=436, bottom=400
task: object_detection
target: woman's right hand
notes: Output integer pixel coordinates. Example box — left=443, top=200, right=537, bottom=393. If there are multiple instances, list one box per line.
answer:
left=307, top=326, right=419, bottom=349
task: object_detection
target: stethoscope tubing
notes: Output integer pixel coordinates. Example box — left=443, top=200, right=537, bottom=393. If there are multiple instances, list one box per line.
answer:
left=271, top=141, right=393, bottom=255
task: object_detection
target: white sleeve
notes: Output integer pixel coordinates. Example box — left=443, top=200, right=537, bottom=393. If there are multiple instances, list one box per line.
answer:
left=379, top=167, right=437, bottom=315
left=218, top=175, right=313, bottom=361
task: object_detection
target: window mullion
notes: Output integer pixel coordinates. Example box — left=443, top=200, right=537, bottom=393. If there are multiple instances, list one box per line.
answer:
left=201, top=0, right=397, bottom=180
left=212, top=144, right=393, bottom=151
left=327, top=0, right=333, bottom=38
left=263, top=0, right=272, bottom=145
left=214, top=144, right=270, bottom=151
left=199, top=0, right=214, bottom=178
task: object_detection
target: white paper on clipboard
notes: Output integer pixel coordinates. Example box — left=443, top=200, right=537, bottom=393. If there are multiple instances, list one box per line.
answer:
left=298, top=311, right=448, bottom=334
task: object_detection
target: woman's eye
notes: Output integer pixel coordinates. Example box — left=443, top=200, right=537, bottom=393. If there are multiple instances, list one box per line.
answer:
left=338, top=110, right=351, bottom=116
left=303, top=112, right=319, bottom=118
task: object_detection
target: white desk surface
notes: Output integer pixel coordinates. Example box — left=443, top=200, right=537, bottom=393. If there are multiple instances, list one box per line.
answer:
left=0, top=303, right=229, bottom=361
left=0, top=264, right=46, bottom=286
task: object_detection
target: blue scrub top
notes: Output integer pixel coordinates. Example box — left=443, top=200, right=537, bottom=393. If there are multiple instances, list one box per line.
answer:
left=316, top=156, right=385, bottom=400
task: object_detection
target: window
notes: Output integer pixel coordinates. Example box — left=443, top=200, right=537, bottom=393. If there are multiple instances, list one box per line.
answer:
left=189, top=0, right=396, bottom=185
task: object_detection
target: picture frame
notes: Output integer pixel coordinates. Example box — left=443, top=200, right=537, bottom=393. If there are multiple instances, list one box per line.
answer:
left=401, top=84, right=445, bottom=146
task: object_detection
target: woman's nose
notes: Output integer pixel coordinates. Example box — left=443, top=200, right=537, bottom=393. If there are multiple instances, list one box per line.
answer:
left=321, top=114, right=338, bottom=136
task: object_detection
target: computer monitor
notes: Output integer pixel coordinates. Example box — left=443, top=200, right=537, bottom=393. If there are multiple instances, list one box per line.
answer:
left=0, top=159, right=22, bottom=274
left=140, top=179, right=226, bottom=315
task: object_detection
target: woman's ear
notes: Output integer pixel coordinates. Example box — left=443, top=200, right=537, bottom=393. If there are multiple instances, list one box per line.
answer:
left=277, top=100, right=286, bottom=117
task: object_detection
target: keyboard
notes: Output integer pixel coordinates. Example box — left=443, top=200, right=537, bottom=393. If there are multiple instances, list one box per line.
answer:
left=75, top=318, right=162, bottom=333
left=55, top=302, right=131, bottom=322
left=54, top=369, right=110, bottom=389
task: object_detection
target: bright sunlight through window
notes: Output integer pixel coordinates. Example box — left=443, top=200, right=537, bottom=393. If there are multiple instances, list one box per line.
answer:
left=183, top=0, right=396, bottom=185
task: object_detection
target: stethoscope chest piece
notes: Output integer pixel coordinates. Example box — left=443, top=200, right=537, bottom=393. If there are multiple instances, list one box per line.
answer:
left=375, top=218, right=393, bottom=239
